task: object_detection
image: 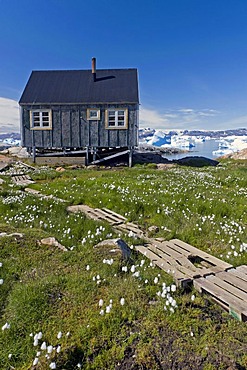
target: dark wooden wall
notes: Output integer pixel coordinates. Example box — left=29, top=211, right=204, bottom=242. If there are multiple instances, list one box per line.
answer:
left=20, top=104, right=139, bottom=149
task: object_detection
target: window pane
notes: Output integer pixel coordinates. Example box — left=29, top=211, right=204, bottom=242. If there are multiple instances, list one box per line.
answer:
left=118, top=110, right=124, bottom=116
left=108, top=111, right=115, bottom=117
left=90, top=110, right=98, bottom=117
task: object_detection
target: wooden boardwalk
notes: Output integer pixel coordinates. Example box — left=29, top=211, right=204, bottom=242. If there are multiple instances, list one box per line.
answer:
left=12, top=174, right=35, bottom=186
left=68, top=204, right=247, bottom=321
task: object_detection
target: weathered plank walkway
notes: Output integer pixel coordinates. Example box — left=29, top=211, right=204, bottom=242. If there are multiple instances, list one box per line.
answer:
left=12, top=174, right=35, bottom=186
left=68, top=204, right=247, bottom=321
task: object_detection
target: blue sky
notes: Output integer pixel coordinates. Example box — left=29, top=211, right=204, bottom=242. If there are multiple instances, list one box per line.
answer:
left=0, top=0, right=247, bottom=130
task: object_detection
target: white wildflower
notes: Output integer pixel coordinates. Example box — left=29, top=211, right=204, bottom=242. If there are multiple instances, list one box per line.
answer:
left=57, top=331, right=62, bottom=339
left=33, top=357, right=39, bottom=366
left=41, top=342, right=47, bottom=350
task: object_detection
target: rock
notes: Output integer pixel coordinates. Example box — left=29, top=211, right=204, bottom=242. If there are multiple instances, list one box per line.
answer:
left=218, top=148, right=247, bottom=160
left=56, top=167, right=65, bottom=172
left=39, top=237, right=68, bottom=252
left=0, top=232, right=23, bottom=239
left=133, top=152, right=170, bottom=164
left=157, top=163, right=176, bottom=170
left=148, top=226, right=159, bottom=233
left=5, top=147, right=30, bottom=159
left=86, top=165, right=98, bottom=169
left=94, top=238, right=131, bottom=259
left=174, top=156, right=219, bottom=167
left=16, top=147, right=30, bottom=159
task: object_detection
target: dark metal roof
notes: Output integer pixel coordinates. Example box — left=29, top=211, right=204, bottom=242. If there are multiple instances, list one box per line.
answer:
left=19, top=69, right=139, bottom=105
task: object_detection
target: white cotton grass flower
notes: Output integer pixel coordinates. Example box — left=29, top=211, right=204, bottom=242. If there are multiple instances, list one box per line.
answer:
left=47, top=345, right=53, bottom=354
left=99, top=309, right=104, bottom=315
left=120, top=298, right=125, bottom=306
left=0, top=279, right=3, bottom=285
left=41, top=341, right=47, bottom=350
left=0, top=262, right=2, bottom=267
left=8, top=354, right=12, bottom=359
left=37, top=331, right=43, bottom=340
left=106, top=306, right=111, bottom=313
left=130, top=265, right=135, bottom=273
left=99, top=299, right=104, bottom=307
left=56, top=345, right=61, bottom=353
left=154, top=277, right=158, bottom=284
left=171, top=284, right=176, bottom=292
left=57, top=331, right=62, bottom=339
left=33, top=339, right=39, bottom=346
left=49, top=362, right=56, bottom=369
left=191, top=294, right=195, bottom=302
left=33, top=357, right=39, bottom=366
left=2, top=322, right=10, bottom=330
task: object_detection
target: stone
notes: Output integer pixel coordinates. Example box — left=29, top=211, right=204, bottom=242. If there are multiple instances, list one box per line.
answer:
left=56, top=167, right=65, bottom=172
left=39, top=237, right=68, bottom=252
left=148, top=226, right=159, bottom=233
left=157, top=163, right=176, bottom=170
left=0, top=232, right=23, bottom=239
left=94, top=238, right=131, bottom=259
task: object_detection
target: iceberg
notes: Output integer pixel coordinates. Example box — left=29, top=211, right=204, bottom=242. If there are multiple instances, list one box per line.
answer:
left=212, top=135, right=247, bottom=156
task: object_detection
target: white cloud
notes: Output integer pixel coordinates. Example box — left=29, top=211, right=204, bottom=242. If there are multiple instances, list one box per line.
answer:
left=0, top=97, right=20, bottom=134
left=140, top=106, right=221, bottom=130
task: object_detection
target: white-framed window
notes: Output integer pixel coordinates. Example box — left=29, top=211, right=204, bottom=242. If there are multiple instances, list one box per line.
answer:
left=30, top=110, right=52, bottom=129
left=87, top=109, right=100, bottom=120
left=105, top=109, right=128, bottom=129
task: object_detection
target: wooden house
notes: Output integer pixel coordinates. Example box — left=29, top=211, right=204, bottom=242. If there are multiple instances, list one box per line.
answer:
left=19, top=58, right=139, bottom=165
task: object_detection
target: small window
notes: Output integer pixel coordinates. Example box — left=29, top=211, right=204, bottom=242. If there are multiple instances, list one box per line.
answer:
left=30, top=110, right=52, bottom=129
left=87, top=109, right=100, bottom=120
left=105, top=109, right=128, bottom=129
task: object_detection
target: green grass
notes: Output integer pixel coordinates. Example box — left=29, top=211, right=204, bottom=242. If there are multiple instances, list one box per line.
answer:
left=0, top=159, right=246, bottom=369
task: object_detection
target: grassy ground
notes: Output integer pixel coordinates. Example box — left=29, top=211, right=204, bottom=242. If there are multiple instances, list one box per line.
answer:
left=0, top=159, right=246, bottom=369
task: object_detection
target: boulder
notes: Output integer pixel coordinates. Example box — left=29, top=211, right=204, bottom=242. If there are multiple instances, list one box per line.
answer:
left=39, top=237, right=68, bottom=252
left=174, top=156, right=219, bottom=167
left=94, top=238, right=131, bottom=260
left=157, top=163, right=176, bottom=170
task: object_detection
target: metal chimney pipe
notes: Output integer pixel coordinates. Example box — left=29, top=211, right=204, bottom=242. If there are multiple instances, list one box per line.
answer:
left=92, top=57, right=96, bottom=81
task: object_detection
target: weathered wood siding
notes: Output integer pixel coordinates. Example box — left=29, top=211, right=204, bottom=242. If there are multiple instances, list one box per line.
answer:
left=21, top=104, right=139, bottom=149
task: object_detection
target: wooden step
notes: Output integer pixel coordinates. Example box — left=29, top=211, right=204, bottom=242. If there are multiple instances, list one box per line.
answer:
left=135, top=245, right=192, bottom=287
left=170, top=239, right=233, bottom=271
left=12, top=175, right=35, bottom=186
left=194, top=268, right=247, bottom=322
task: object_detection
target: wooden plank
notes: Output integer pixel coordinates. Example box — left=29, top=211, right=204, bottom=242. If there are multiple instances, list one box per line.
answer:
left=102, top=208, right=127, bottom=222
left=153, top=241, right=218, bottom=276
left=217, top=270, right=247, bottom=291
left=170, top=239, right=233, bottom=270
left=155, top=241, right=191, bottom=262
left=227, top=268, right=247, bottom=283
left=193, top=277, right=247, bottom=321
left=148, top=244, right=202, bottom=279
left=206, top=275, right=247, bottom=302
left=236, top=265, right=247, bottom=274
left=135, top=245, right=192, bottom=287
left=94, top=209, right=122, bottom=224
left=91, top=149, right=129, bottom=165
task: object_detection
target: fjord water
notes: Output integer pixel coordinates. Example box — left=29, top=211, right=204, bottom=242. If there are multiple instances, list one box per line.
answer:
left=163, top=139, right=220, bottom=160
